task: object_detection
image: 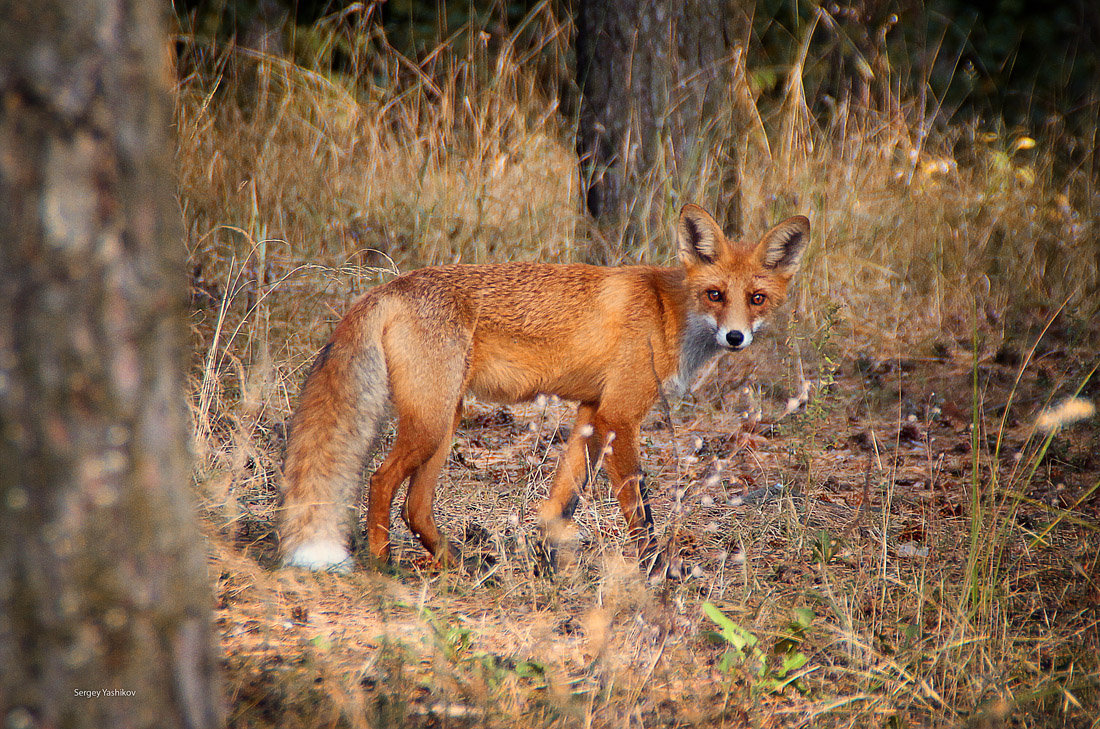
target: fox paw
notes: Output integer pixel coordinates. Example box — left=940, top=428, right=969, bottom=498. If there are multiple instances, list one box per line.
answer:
left=531, top=538, right=559, bottom=577
left=283, top=539, right=353, bottom=573
left=644, top=551, right=688, bottom=584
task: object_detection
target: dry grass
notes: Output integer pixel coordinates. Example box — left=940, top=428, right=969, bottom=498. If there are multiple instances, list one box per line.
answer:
left=177, top=6, right=1100, bottom=727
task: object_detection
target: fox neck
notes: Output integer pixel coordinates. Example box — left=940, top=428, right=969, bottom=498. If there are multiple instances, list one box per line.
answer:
left=652, top=267, right=726, bottom=397
left=676, top=311, right=724, bottom=389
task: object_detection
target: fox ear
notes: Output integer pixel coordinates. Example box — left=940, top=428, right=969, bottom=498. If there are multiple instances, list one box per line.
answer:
left=677, top=204, right=725, bottom=266
left=756, top=215, right=810, bottom=275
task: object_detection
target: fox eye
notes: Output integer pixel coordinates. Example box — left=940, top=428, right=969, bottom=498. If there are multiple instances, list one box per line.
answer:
left=750, top=292, right=767, bottom=306
left=706, top=289, right=723, bottom=302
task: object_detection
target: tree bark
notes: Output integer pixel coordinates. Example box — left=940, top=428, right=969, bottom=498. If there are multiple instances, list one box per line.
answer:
left=0, top=2, right=222, bottom=728
left=576, top=0, right=750, bottom=260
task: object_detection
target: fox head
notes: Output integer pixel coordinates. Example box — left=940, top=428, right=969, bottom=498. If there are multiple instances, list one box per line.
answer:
left=677, top=204, right=809, bottom=351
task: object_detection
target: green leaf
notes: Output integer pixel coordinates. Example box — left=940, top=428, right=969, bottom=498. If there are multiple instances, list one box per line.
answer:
left=702, top=602, right=757, bottom=652
left=791, top=607, right=815, bottom=628
left=515, top=660, right=546, bottom=678
left=776, top=651, right=809, bottom=677
left=702, top=602, right=736, bottom=632
left=699, top=629, right=727, bottom=646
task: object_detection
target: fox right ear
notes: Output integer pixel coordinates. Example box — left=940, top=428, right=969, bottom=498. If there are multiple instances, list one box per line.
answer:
left=677, top=204, right=725, bottom=266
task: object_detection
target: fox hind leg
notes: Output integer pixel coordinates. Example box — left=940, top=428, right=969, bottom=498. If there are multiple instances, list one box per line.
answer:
left=365, top=420, right=448, bottom=564
left=401, top=401, right=464, bottom=566
left=366, top=324, right=469, bottom=565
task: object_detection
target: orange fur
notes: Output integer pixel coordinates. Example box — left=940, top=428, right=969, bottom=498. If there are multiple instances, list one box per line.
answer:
left=278, top=205, right=809, bottom=572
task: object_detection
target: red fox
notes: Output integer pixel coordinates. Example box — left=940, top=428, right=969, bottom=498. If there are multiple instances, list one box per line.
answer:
left=278, top=204, right=809, bottom=572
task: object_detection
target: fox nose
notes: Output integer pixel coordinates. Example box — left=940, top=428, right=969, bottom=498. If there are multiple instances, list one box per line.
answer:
left=726, top=330, right=744, bottom=348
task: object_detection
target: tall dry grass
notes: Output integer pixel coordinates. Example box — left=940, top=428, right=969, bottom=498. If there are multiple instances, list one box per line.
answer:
left=177, top=5, right=1099, bottom=727
left=179, top=5, right=1098, bottom=359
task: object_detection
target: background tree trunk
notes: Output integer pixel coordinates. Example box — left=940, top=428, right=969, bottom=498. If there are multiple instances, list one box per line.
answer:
left=576, top=0, right=751, bottom=261
left=0, top=3, right=222, bottom=728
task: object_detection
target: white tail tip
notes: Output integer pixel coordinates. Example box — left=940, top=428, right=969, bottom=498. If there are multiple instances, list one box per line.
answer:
left=283, top=539, right=353, bottom=573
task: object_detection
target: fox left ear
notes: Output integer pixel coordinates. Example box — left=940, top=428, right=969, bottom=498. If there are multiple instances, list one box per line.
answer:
left=756, top=215, right=810, bottom=276
left=677, top=204, right=726, bottom=266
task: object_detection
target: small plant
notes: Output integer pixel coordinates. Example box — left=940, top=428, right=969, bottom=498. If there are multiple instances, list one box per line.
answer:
left=421, top=605, right=549, bottom=694
left=420, top=605, right=474, bottom=662
left=810, top=528, right=842, bottom=565
left=784, top=301, right=844, bottom=479
left=703, top=603, right=813, bottom=695
left=799, top=301, right=843, bottom=429
left=473, top=652, right=548, bottom=691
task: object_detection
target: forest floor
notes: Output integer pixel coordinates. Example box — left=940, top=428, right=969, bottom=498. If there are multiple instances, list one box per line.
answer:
left=198, top=308, right=1100, bottom=729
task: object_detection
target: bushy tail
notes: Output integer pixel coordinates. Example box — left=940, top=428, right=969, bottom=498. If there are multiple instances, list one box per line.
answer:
left=278, top=307, right=390, bottom=571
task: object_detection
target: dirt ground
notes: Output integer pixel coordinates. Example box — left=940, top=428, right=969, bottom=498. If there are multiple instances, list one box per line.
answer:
left=203, top=313, right=1100, bottom=728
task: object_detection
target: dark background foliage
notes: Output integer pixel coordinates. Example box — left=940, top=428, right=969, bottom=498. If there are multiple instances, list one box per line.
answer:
left=172, top=0, right=1100, bottom=135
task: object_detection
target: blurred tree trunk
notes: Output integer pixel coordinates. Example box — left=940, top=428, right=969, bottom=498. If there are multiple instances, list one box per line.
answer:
left=576, top=0, right=751, bottom=261
left=0, top=3, right=222, bottom=729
